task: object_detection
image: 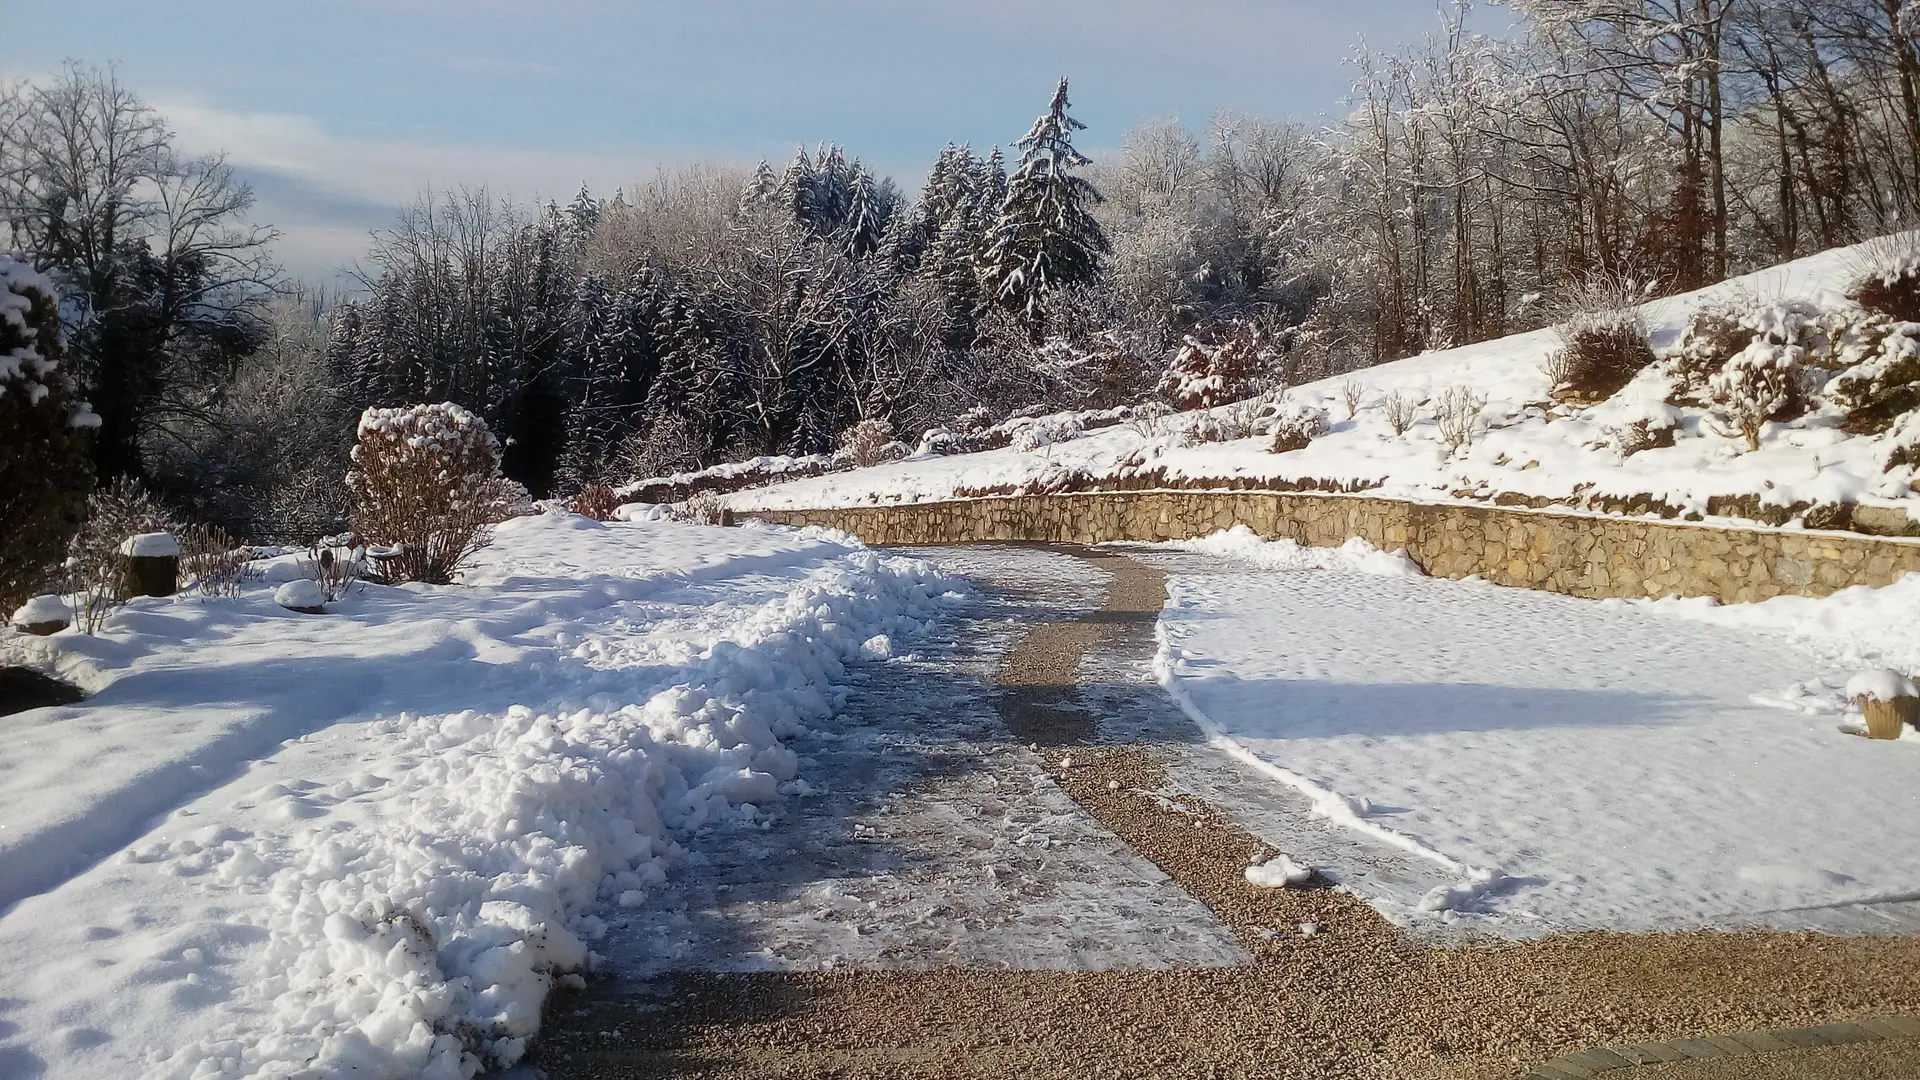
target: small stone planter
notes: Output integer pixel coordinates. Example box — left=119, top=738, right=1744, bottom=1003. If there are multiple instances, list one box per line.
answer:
left=1847, top=669, right=1920, bottom=741
left=118, top=532, right=181, bottom=598
left=11, top=595, right=70, bottom=636
left=274, top=579, right=327, bottom=615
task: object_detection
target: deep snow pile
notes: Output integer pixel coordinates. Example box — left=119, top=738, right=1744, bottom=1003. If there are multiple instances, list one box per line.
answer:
left=1149, top=532, right=1920, bottom=933
left=731, top=239, right=1920, bottom=534
left=0, top=513, right=959, bottom=1079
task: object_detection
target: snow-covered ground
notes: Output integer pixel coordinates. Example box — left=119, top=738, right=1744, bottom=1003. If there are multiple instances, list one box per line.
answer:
left=1143, top=529, right=1920, bottom=935
left=0, top=514, right=958, bottom=1079
left=731, top=240, right=1920, bottom=532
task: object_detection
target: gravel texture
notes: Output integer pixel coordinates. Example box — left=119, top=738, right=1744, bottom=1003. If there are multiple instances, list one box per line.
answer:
left=535, top=546, right=1920, bottom=1080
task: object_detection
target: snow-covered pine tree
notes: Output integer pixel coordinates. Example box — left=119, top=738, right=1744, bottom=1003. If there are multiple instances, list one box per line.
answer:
left=843, top=162, right=887, bottom=258
left=812, top=144, right=854, bottom=237
left=562, top=184, right=600, bottom=250
left=976, top=146, right=1009, bottom=218
left=779, top=147, right=816, bottom=229
left=740, top=160, right=779, bottom=212
left=979, top=78, right=1109, bottom=336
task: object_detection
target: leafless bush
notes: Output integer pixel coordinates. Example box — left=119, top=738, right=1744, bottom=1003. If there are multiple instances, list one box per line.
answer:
left=1551, top=274, right=1656, bottom=401
left=610, top=414, right=706, bottom=482
left=568, top=484, right=621, bottom=521
left=1433, top=385, right=1485, bottom=456
left=1539, top=348, right=1571, bottom=393
left=1382, top=390, right=1419, bottom=436
left=65, top=478, right=179, bottom=632
left=668, top=494, right=732, bottom=526
left=303, top=536, right=364, bottom=601
left=348, top=403, right=520, bottom=585
left=1339, top=378, right=1364, bottom=419
left=836, top=418, right=907, bottom=468
left=1125, top=400, right=1175, bottom=440
left=1847, top=231, right=1920, bottom=322
left=1605, top=402, right=1681, bottom=458
left=1707, top=345, right=1802, bottom=451
left=179, top=523, right=250, bottom=597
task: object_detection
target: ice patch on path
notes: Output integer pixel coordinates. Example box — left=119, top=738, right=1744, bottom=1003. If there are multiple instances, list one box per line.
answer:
left=1141, top=526, right=1426, bottom=579
left=148, top=550, right=959, bottom=1080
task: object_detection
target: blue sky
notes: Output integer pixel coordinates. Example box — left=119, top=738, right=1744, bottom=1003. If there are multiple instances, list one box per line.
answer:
left=2, top=1, right=1476, bottom=281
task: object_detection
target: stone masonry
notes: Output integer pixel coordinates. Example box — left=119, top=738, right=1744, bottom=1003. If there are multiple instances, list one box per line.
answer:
left=745, top=491, right=1920, bottom=603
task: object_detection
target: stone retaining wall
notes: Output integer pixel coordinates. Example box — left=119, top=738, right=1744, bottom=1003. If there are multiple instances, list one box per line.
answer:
left=745, top=491, right=1920, bottom=602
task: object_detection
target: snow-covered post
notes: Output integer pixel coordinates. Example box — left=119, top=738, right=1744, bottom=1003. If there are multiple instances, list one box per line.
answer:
left=1847, top=669, right=1920, bottom=741
left=118, top=532, right=180, bottom=598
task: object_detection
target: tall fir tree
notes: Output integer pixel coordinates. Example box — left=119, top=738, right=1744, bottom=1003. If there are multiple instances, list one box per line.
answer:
left=978, top=78, right=1109, bottom=336
left=843, top=162, right=887, bottom=258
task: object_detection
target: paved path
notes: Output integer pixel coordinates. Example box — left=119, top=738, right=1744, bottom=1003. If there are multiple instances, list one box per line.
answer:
left=535, top=545, right=1920, bottom=1080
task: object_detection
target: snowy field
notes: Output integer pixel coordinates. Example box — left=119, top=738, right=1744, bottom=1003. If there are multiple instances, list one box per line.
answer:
left=1144, top=529, right=1920, bottom=935
left=731, top=240, right=1920, bottom=533
left=0, top=515, right=958, bottom=1079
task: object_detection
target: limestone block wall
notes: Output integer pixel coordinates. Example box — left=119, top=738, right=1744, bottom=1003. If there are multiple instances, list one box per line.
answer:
left=746, top=491, right=1920, bottom=603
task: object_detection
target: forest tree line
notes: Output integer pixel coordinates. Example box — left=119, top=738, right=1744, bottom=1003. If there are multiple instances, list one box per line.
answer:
left=7, top=0, right=1920, bottom=541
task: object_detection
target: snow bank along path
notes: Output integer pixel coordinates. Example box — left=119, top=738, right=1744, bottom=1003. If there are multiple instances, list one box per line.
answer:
left=1147, top=529, right=1920, bottom=935
left=0, top=514, right=959, bottom=1079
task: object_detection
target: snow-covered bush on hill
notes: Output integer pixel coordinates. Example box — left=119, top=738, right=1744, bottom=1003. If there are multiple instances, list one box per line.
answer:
left=349, top=403, right=522, bottom=585
left=1265, top=402, right=1328, bottom=454
left=1551, top=277, right=1657, bottom=402
left=0, top=257, right=96, bottom=611
left=836, top=418, right=908, bottom=468
left=1159, top=321, right=1272, bottom=409
left=1847, top=232, right=1920, bottom=323
left=1707, top=343, right=1808, bottom=451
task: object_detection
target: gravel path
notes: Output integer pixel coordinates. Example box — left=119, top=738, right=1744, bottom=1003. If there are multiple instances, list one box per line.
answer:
left=534, top=546, right=1920, bottom=1080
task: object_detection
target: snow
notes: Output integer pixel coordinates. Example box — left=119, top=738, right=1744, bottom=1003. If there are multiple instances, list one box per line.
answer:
left=271, top=579, right=325, bottom=611
left=1146, top=546, right=1920, bottom=934
left=731, top=239, right=1920, bottom=533
left=12, top=594, right=68, bottom=626
left=118, top=532, right=181, bottom=558
left=1243, top=853, right=1313, bottom=888
left=0, top=513, right=960, bottom=1078
left=1142, top=526, right=1425, bottom=579
left=1845, top=668, right=1920, bottom=703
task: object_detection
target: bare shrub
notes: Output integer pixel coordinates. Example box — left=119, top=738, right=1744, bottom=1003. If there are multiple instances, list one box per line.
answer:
left=668, top=494, right=732, bottom=526
left=179, top=524, right=249, bottom=597
left=303, top=536, right=364, bottom=601
left=1009, top=413, right=1085, bottom=452
left=1847, top=231, right=1920, bottom=322
left=836, top=418, right=907, bottom=468
left=65, top=478, right=178, bottom=632
left=1382, top=390, right=1419, bottom=436
left=348, top=403, right=519, bottom=585
left=1707, top=345, right=1803, bottom=451
left=1433, top=385, right=1486, bottom=457
left=1605, top=401, right=1682, bottom=458
left=1124, top=400, right=1174, bottom=440
left=1539, top=348, right=1571, bottom=393
left=610, top=414, right=706, bottom=482
left=1551, top=274, right=1656, bottom=401
left=1267, top=403, right=1329, bottom=454
left=568, top=484, right=621, bottom=522
left=1339, top=378, right=1364, bottom=420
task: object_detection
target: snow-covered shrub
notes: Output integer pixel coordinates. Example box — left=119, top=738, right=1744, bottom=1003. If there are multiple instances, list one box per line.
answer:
left=610, top=414, right=706, bottom=482
left=1884, top=410, right=1920, bottom=472
left=1551, top=276, right=1655, bottom=401
left=179, top=523, right=249, bottom=598
left=836, top=418, right=908, bottom=468
left=567, top=484, right=621, bottom=522
left=1826, top=313, right=1920, bottom=434
left=65, top=478, right=178, bottom=633
left=1846, top=231, right=1920, bottom=322
left=1124, top=399, right=1174, bottom=440
left=1662, top=302, right=1753, bottom=401
left=1187, top=398, right=1269, bottom=445
left=1009, top=412, right=1085, bottom=452
left=1267, top=403, right=1328, bottom=454
left=1707, top=343, right=1804, bottom=451
left=0, top=257, right=96, bottom=612
left=1606, top=400, right=1682, bottom=457
left=1433, top=385, right=1485, bottom=456
left=348, top=403, right=520, bottom=585
left=1158, top=321, right=1271, bottom=409
left=1382, top=390, right=1419, bottom=436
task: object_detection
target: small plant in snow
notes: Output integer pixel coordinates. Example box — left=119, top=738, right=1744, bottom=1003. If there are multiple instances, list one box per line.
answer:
left=1339, top=378, right=1364, bottom=419
left=1267, top=402, right=1329, bottom=454
left=179, top=523, right=250, bottom=598
left=835, top=418, right=908, bottom=468
left=669, top=493, right=731, bottom=526
left=348, top=403, right=520, bottom=585
left=567, top=483, right=621, bottom=522
left=1382, top=390, right=1419, bottom=436
left=1432, top=385, right=1485, bottom=457
left=1124, top=399, right=1174, bottom=440
left=1707, top=343, right=1803, bottom=451
left=1605, top=400, right=1682, bottom=458
left=303, top=534, right=365, bottom=601
left=64, top=478, right=178, bottom=633
left=1539, top=347, right=1571, bottom=393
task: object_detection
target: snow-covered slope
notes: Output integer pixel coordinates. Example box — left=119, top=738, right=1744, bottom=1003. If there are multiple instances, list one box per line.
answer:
left=0, top=514, right=959, bottom=1079
left=733, top=240, right=1920, bottom=534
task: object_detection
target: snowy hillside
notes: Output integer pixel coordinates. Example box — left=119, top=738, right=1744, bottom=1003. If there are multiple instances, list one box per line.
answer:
left=732, top=238, right=1920, bottom=536
left=0, top=515, right=958, bottom=1078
